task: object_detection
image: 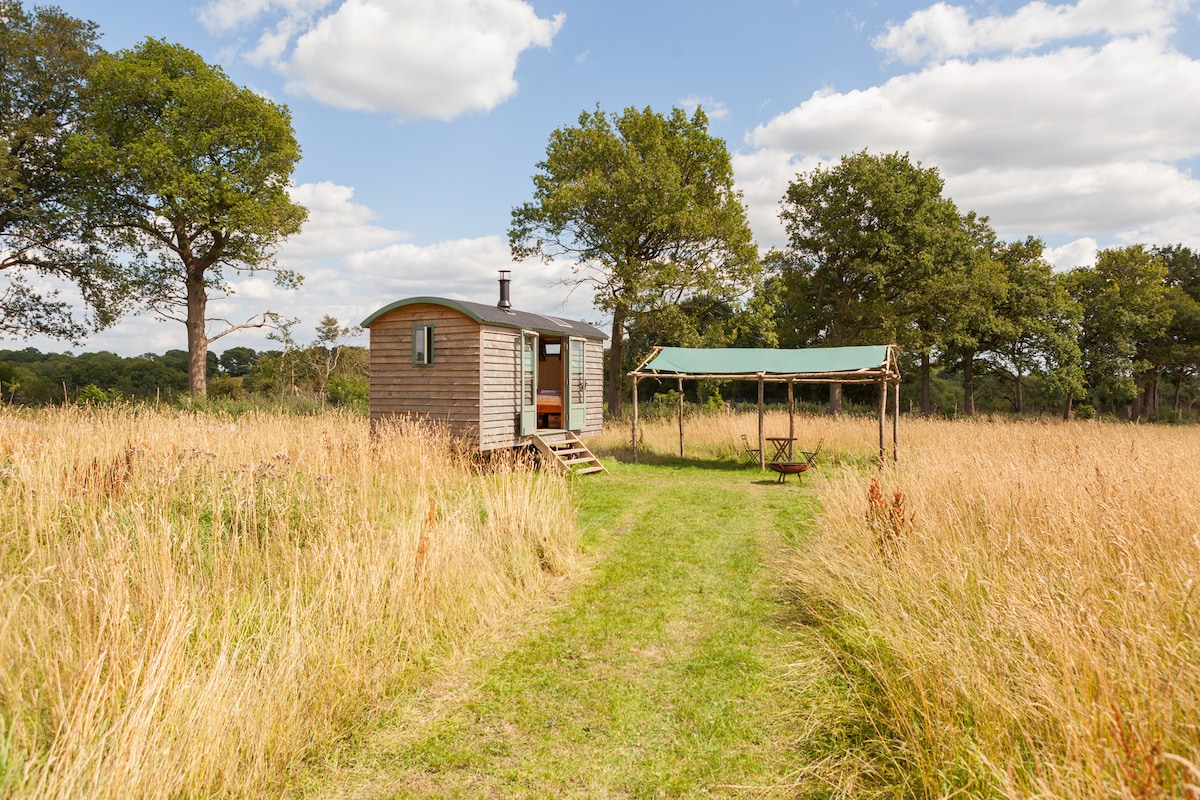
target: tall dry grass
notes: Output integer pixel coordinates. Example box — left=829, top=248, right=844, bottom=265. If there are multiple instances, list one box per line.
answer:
left=0, top=406, right=576, bottom=799
left=799, top=417, right=1200, bottom=798
left=605, top=410, right=1200, bottom=797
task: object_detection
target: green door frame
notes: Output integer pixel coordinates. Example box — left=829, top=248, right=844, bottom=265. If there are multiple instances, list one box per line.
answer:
left=520, top=331, right=538, bottom=436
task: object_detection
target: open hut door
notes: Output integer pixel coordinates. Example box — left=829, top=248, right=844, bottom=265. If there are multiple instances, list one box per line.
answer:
left=520, top=331, right=538, bottom=435
left=566, top=337, right=586, bottom=431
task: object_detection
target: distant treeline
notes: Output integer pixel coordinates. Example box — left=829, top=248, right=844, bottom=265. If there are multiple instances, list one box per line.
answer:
left=0, top=343, right=369, bottom=409
left=5, top=334, right=1198, bottom=422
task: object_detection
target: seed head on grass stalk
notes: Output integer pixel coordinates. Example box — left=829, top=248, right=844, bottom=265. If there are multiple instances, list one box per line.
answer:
left=867, top=477, right=914, bottom=565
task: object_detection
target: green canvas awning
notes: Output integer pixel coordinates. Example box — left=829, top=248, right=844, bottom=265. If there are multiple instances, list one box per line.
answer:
left=627, top=344, right=901, bottom=467
left=632, top=345, right=898, bottom=383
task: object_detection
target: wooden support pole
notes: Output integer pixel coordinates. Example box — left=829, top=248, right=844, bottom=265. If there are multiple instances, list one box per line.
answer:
left=878, top=380, right=887, bottom=466
left=758, top=377, right=765, bottom=470
left=893, top=380, right=900, bottom=464
left=677, top=377, right=685, bottom=458
left=787, top=379, right=795, bottom=461
left=632, top=376, right=639, bottom=465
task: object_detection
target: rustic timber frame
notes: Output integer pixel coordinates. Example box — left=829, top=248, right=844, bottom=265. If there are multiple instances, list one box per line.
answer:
left=628, top=345, right=902, bottom=467
left=362, top=296, right=605, bottom=451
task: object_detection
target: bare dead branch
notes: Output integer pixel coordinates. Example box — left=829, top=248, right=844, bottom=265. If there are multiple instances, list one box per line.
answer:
left=204, top=311, right=280, bottom=345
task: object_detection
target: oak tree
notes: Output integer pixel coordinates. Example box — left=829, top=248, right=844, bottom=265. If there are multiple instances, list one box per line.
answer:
left=775, top=150, right=963, bottom=413
left=944, top=231, right=1082, bottom=415
left=510, top=105, right=759, bottom=417
left=1118, top=244, right=1200, bottom=417
left=1064, top=245, right=1173, bottom=417
left=65, top=39, right=306, bottom=396
left=975, top=238, right=1083, bottom=414
left=0, top=1, right=125, bottom=340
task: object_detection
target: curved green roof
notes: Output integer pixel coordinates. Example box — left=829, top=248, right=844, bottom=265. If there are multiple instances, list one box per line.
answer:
left=361, top=296, right=606, bottom=339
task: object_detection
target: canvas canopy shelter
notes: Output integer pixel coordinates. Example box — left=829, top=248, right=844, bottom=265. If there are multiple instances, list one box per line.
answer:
left=629, top=344, right=902, bottom=467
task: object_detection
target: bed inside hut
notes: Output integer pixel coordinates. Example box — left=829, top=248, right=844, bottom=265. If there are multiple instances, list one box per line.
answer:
left=536, top=336, right=565, bottom=428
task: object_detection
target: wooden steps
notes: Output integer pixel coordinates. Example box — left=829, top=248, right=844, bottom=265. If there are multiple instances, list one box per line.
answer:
left=530, top=430, right=607, bottom=476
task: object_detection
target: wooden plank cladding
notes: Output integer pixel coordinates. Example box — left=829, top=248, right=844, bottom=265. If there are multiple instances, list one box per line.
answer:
left=368, top=304, right=482, bottom=447
left=582, top=339, right=604, bottom=437
left=480, top=328, right=520, bottom=450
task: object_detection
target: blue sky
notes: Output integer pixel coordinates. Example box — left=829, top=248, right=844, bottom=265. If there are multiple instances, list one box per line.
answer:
left=16, top=0, right=1200, bottom=356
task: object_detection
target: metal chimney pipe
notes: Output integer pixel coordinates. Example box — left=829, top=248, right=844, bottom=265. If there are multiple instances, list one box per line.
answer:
left=498, top=270, right=512, bottom=309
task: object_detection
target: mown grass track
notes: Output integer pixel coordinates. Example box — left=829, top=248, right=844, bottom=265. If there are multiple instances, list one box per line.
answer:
left=313, top=458, right=824, bottom=799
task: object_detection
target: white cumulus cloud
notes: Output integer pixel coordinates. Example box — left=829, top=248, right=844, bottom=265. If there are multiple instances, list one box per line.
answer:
left=28, top=181, right=596, bottom=355
left=281, top=181, right=410, bottom=263
left=1044, top=237, right=1099, bottom=270
left=202, top=0, right=564, bottom=120
left=200, top=0, right=334, bottom=32
left=874, top=0, right=1186, bottom=63
left=943, top=161, right=1200, bottom=237
left=749, top=38, right=1200, bottom=171
left=736, top=0, right=1200, bottom=252
left=345, top=236, right=595, bottom=324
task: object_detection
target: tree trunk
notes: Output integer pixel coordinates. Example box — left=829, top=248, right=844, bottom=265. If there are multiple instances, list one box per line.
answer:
left=1063, top=394, right=1073, bottom=421
left=827, top=323, right=844, bottom=415
left=919, top=351, right=932, bottom=416
left=1015, top=367, right=1025, bottom=414
left=962, top=350, right=977, bottom=416
left=605, top=305, right=626, bottom=419
left=1145, top=370, right=1160, bottom=418
left=186, top=272, right=209, bottom=397
left=827, top=382, right=842, bottom=415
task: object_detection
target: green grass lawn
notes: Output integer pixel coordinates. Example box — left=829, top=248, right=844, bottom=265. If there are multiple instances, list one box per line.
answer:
left=308, top=458, right=837, bottom=799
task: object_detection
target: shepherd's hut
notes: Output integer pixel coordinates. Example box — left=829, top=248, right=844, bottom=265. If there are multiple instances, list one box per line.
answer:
left=361, top=272, right=607, bottom=470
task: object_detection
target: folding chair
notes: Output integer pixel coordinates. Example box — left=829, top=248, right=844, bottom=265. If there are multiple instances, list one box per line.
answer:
left=739, top=433, right=761, bottom=465
left=798, top=438, right=824, bottom=466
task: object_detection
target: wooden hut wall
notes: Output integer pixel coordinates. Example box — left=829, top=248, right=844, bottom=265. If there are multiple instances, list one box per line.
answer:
left=479, top=326, right=522, bottom=450
left=368, top=304, right=482, bottom=444
left=583, top=338, right=604, bottom=437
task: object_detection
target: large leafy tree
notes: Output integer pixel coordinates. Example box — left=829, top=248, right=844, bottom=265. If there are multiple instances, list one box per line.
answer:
left=943, top=231, right=1083, bottom=416
left=510, top=105, right=760, bottom=418
left=0, top=1, right=125, bottom=340
left=217, top=345, right=258, bottom=377
left=968, top=238, right=1083, bottom=414
left=894, top=209, right=990, bottom=415
left=774, top=150, right=965, bottom=413
left=1132, top=245, right=1200, bottom=416
left=1064, top=245, right=1174, bottom=416
left=65, top=38, right=307, bottom=396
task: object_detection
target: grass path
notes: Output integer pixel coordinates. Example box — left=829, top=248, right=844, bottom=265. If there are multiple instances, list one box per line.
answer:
left=310, top=459, right=822, bottom=799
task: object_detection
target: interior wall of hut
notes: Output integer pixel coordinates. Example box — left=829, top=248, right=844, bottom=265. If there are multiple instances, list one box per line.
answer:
left=537, top=336, right=564, bottom=428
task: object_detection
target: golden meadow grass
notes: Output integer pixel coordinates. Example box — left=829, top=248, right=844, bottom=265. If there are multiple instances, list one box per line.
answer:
left=611, top=410, right=1200, bottom=798
left=6, top=402, right=1199, bottom=799
left=0, top=405, right=576, bottom=799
